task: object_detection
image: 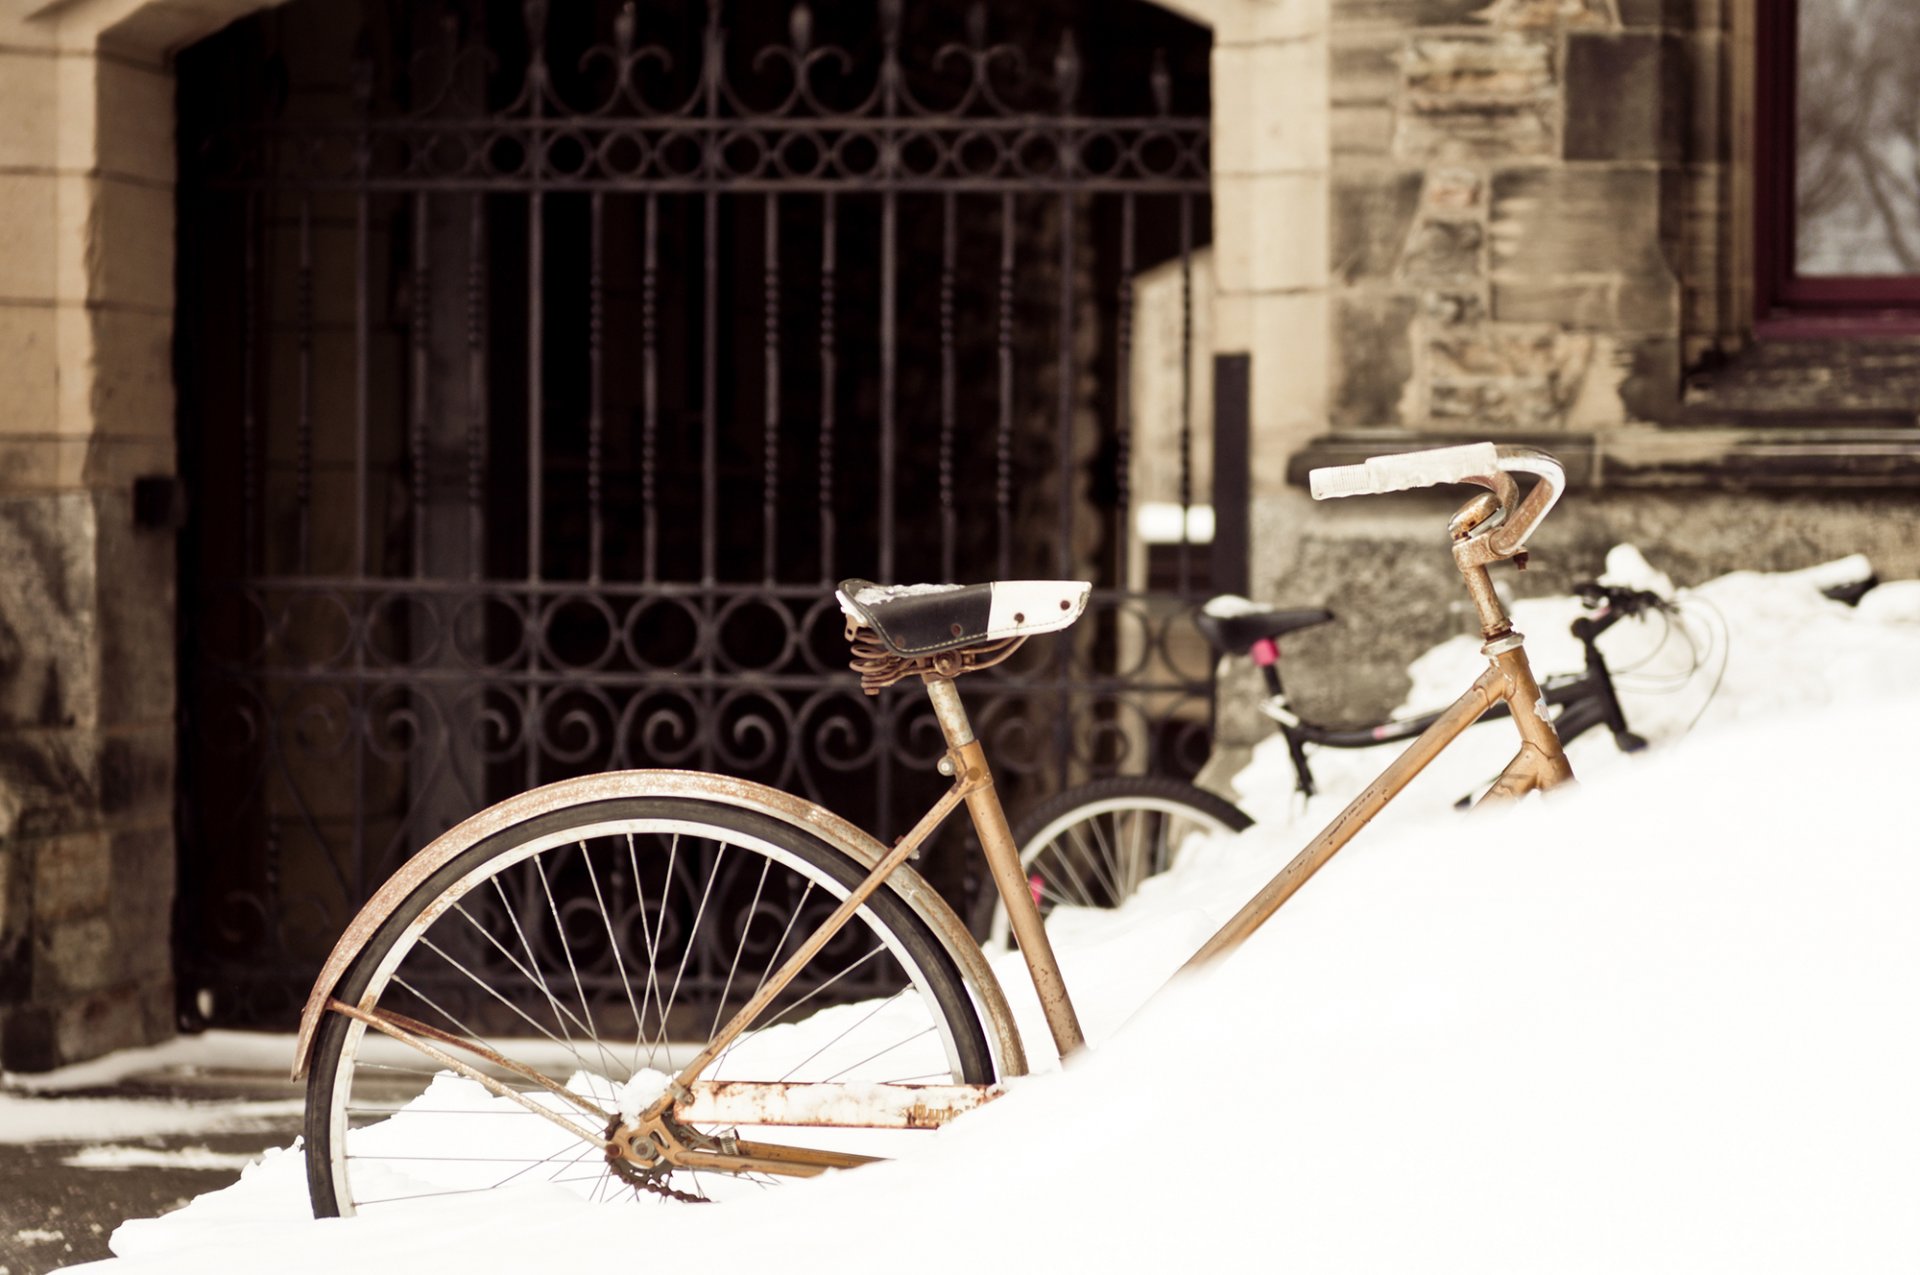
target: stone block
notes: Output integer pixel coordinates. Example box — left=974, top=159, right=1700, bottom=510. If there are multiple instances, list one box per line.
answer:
left=84, top=306, right=176, bottom=440
left=0, top=305, right=60, bottom=436
left=1334, top=0, right=1489, bottom=24
left=1491, top=277, right=1617, bottom=328
left=1331, top=169, right=1423, bottom=283
left=1618, top=0, right=1701, bottom=27
left=51, top=983, right=172, bottom=1069
left=1473, top=0, right=1616, bottom=27
left=1490, top=167, right=1668, bottom=280
left=1208, top=0, right=1329, bottom=45
left=95, top=58, right=177, bottom=187
left=1214, top=39, right=1330, bottom=175
left=0, top=175, right=59, bottom=300
left=1683, top=34, right=1726, bottom=163
left=1402, top=34, right=1555, bottom=96
left=1425, top=167, right=1484, bottom=211
left=100, top=726, right=174, bottom=817
left=1428, top=324, right=1603, bottom=428
left=1332, top=292, right=1418, bottom=428
left=1615, top=333, right=1682, bottom=420
left=1424, top=289, right=1486, bottom=325
left=90, top=178, right=176, bottom=312
left=0, top=50, right=57, bottom=170
left=1564, top=33, right=1684, bottom=163
left=1396, top=35, right=1558, bottom=160
left=109, top=825, right=173, bottom=986
left=1399, top=217, right=1484, bottom=282
left=0, top=493, right=100, bottom=738
left=97, top=491, right=177, bottom=727
left=32, top=832, right=111, bottom=921
left=1333, top=104, right=1395, bottom=156
left=1618, top=273, right=1678, bottom=331
left=38, top=914, right=115, bottom=997
left=1333, top=30, right=1402, bottom=105
left=1216, top=172, right=1331, bottom=291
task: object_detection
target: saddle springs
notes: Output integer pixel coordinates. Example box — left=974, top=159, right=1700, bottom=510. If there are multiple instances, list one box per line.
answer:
left=843, top=619, right=1026, bottom=695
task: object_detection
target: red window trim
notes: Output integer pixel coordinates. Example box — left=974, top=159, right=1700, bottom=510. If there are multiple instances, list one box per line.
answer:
left=1752, top=0, right=1920, bottom=332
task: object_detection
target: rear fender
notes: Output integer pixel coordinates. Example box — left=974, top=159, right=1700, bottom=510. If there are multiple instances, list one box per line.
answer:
left=290, top=770, right=1028, bottom=1081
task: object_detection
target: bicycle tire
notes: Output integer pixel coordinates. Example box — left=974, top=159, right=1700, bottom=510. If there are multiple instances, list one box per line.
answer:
left=972, top=775, right=1253, bottom=946
left=306, top=795, right=996, bottom=1217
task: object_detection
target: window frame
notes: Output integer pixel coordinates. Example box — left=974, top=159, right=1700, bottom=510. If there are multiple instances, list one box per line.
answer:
left=1753, top=0, right=1920, bottom=334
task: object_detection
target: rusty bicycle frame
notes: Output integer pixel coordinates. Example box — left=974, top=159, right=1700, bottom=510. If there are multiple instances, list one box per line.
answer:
left=296, top=442, right=1574, bottom=1186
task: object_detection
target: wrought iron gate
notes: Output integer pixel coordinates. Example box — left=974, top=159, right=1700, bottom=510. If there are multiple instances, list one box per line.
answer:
left=175, top=0, right=1218, bottom=1027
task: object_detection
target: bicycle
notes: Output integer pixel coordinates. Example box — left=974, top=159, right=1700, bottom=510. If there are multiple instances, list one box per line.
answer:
left=291, top=440, right=1578, bottom=1216
left=972, top=580, right=1674, bottom=945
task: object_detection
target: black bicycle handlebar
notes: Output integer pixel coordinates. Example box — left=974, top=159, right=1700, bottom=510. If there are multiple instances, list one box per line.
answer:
left=1570, top=583, right=1672, bottom=643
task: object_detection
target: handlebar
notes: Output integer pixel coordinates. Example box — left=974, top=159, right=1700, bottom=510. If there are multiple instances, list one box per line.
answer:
left=1308, top=442, right=1565, bottom=564
left=1571, top=583, right=1672, bottom=642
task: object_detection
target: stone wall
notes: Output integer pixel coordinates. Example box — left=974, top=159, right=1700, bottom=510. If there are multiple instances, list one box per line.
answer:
left=1328, top=0, right=1723, bottom=439
left=1223, top=0, right=1920, bottom=761
left=0, top=0, right=285, bottom=1071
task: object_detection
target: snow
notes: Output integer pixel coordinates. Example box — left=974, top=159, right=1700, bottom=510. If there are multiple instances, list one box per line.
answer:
left=60, top=1148, right=266, bottom=1173
left=0, top=1094, right=301, bottom=1146
left=57, top=548, right=1920, bottom=1272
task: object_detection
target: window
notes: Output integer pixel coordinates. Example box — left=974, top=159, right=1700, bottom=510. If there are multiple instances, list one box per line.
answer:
left=1755, top=0, right=1920, bottom=330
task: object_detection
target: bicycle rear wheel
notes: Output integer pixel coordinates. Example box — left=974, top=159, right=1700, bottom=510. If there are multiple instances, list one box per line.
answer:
left=973, top=776, right=1253, bottom=946
left=305, top=796, right=996, bottom=1216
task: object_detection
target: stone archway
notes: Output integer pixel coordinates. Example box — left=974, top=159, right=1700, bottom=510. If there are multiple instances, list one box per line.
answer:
left=0, top=0, right=1330, bottom=1067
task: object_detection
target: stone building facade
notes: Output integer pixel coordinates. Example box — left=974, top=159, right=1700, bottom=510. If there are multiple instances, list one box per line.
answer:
left=0, top=0, right=1915, bottom=1067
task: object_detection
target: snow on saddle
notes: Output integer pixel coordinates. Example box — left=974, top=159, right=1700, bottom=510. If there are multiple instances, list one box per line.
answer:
left=835, top=579, right=1091, bottom=659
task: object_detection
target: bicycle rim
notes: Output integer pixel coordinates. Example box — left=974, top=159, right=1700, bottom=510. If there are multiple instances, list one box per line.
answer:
left=984, top=779, right=1251, bottom=947
left=306, top=797, right=994, bottom=1216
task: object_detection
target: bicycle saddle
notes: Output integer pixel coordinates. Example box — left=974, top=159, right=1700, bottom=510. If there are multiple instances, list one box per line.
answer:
left=836, top=579, right=1091, bottom=657
left=1194, top=598, right=1336, bottom=653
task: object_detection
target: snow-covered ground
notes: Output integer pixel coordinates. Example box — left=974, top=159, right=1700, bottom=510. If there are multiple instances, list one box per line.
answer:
left=63, top=549, right=1920, bottom=1272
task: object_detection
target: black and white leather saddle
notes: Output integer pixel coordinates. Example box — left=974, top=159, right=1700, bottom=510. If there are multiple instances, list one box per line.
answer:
left=835, top=579, right=1091, bottom=657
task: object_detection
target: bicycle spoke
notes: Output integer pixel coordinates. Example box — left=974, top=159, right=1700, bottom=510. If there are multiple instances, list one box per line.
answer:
left=580, top=840, right=646, bottom=1071
left=534, top=850, right=622, bottom=1083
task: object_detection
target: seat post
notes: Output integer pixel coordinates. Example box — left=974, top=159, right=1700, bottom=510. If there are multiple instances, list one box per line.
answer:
left=922, top=675, right=1087, bottom=1058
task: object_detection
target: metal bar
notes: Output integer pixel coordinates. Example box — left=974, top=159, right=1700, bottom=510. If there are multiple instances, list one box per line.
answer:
left=589, top=189, right=605, bottom=584
left=297, top=196, right=314, bottom=574
left=677, top=1080, right=1003, bottom=1128
left=354, top=196, right=370, bottom=577
left=211, top=175, right=1212, bottom=197
left=926, top=676, right=1088, bottom=1058
left=411, top=191, right=430, bottom=579
left=1183, top=666, right=1506, bottom=969
left=1115, top=192, right=1135, bottom=589
left=466, top=194, right=487, bottom=582
left=528, top=190, right=544, bottom=584
left=996, top=191, right=1014, bottom=580
left=329, top=1000, right=611, bottom=1148
left=818, top=192, right=837, bottom=583
left=763, top=191, right=780, bottom=585
left=352, top=167, right=370, bottom=901
left=1056, top=194, right=1075, bottom=580
left=241, top=190, right=258, bottom=578
left=1177, top=192, right=1194, bottom=594
left=642, top=191, right=659, bottom=584
left=703, top=188, right=718, bottom=587
left=878, top=188, right=897, bottom=583
left=939, top=190, right=956, bottom=582
left=1211, top=353, right=1251, bottom=598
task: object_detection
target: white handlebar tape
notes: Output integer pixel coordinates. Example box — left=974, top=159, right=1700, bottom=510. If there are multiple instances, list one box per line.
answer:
left=1308, top=441, right=1502, bottom=500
